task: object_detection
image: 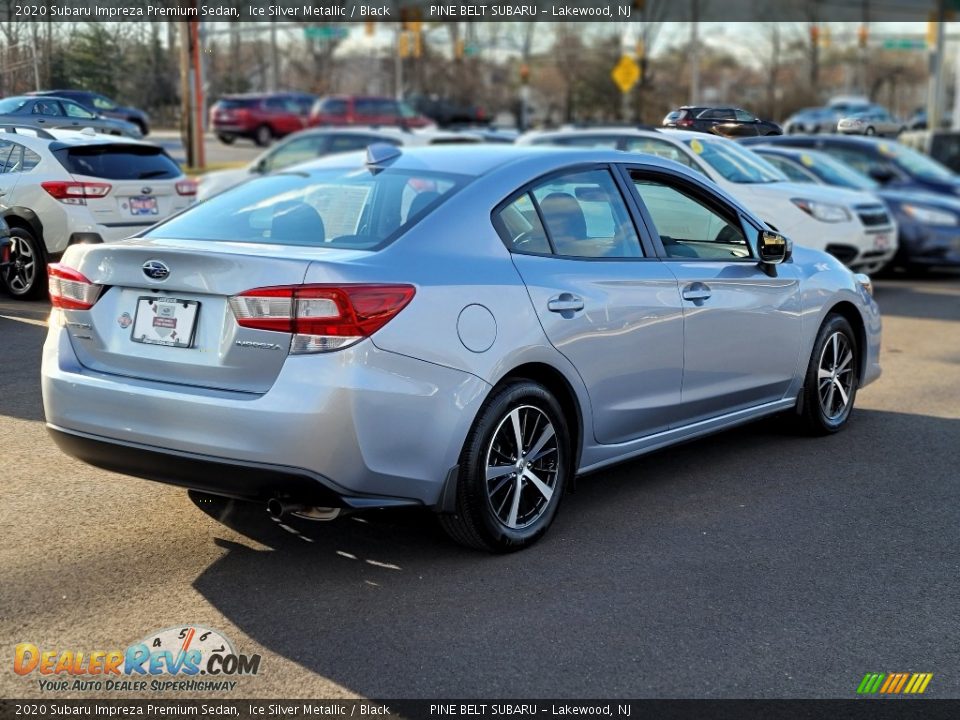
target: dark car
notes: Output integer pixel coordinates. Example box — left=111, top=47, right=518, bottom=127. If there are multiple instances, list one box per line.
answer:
left=751, top=144, right=960, bottom=271
left=662, top=106, right=782, bottom=137
left=308, top=95, right=433, bottom=130
left=408, top=94, right=487, bottom=127
left=30, top=90, right=150, bottom=136
left=740, top=134, right=960, bottom=198
left=210, top=92, right=315, bottom=147
left=0, top=96, right=140, bottom=138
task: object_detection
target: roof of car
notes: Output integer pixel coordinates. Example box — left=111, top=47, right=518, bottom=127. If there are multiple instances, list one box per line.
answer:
left=0, top=126, right=153, bottom=148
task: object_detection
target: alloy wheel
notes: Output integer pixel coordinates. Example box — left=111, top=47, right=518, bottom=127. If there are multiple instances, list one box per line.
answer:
left=5, top=235, right=36, bottom=295
left=818, top=332, right=856, bottom=421
left=484, top=405, right=560, bottom=530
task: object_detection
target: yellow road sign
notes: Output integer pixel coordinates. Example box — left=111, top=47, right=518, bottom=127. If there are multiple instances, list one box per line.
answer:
left=611, top=55, right=640, bottom=94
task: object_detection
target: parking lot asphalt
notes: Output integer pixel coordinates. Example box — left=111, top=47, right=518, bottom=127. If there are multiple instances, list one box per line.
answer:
left=0, top=272, right=958, bottom=700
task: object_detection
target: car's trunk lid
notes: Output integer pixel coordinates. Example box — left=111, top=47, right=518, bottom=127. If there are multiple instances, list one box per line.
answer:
left=59, top=240, right=367, bottom=393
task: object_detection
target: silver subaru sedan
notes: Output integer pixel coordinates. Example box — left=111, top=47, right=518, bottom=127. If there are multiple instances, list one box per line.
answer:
left=41, top=145, right=881, bottom=552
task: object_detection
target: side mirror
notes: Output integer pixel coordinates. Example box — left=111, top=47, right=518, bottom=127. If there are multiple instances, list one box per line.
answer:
left=868, top=165, right=896, bottom=184
left=758, top=230, right=791, bottom=264
left=253, top=158, right=268, bottom=174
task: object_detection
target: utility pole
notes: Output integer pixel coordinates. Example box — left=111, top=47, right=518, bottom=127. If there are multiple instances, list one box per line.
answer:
left=270, top=19, right=279, bottom=91
left=690, top=1, right=700, bottom=105
left=190, top=19, right=205, bottom=169
left=178, top=22, right=194, bottom=168
left=928, top=0, right=947, bottom=131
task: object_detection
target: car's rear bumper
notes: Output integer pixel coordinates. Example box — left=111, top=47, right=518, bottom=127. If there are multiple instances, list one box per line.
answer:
left=42, top=325, right=489, bottom=507
left=47, top=425, right=421, bottom=509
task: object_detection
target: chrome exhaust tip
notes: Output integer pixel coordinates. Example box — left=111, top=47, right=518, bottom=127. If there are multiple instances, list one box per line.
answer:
left=267, top=498, right=341, bottom=522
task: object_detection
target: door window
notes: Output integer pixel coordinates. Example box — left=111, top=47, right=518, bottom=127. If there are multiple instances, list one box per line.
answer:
left=734, top=108, right=757, bottom=122
left=262, top=136, right=327, bottom=172
left=32, top=100, right=62, bottom=116
left=62, top=101, right=96, bottom=119
left=2, top=143, right=24, bottom=173
left=494, top=193, right=551, bottom=255
left=631, top=175, right=751, bottom=260
left=327, top=134, right=398, bottom=153
left=531, top=169, right=642, bottom=258
left=0, top=140, right=15, bottom=173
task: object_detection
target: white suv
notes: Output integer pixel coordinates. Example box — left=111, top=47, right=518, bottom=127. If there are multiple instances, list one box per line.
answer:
left=0, top=126, right=196, bottom=298
left=518, top=127, right=898, bottom=274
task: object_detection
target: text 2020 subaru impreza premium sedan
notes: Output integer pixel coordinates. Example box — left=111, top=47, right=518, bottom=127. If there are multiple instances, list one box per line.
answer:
left=42, top=145, right=881, bottom=552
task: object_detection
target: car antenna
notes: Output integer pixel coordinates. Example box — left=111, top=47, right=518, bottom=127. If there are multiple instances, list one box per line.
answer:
left=365, top=143, right=402, bottom=171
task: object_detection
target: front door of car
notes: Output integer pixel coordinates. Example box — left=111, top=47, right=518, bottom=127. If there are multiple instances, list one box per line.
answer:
left=625, top=168, right=803, bottom=425
left=0, top=140, right=23, bottom=201
left=496, top=166, right=685, bottom=443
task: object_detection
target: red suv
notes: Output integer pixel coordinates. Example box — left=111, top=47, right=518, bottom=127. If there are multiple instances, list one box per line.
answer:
left=308, top=95, right=433, bottom=129
left=211, top=93, right=316, bottom=147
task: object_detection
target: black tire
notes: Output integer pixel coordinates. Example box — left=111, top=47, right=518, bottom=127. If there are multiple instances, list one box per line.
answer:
left=439, top=380, right=572, bottom=553
left=797, top=314, right=859, bottom=435
left=217, top=133, right=236, bottom=145
left=2, top=226, right=45, bottom=299
left=254, top=125, right=273, bottom=147
left=134, top=120, right=149, bottom=137
left=865, top=126, right=876, bottom=136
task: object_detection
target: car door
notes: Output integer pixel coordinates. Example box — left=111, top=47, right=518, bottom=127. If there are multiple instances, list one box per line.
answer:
left=60, top=99, right=100, bottom=129
left=701, top=108, right=738, bottom=136
left=624, top=166, right=803, bottom=425
left=733, top=108, right=763, bottom=136
left=498, top=165, right=685, bottom=443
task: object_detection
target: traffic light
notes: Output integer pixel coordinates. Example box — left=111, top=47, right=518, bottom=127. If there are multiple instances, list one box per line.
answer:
left=365, top=20, right=374, bottom=37
left=454, top=38, right=465, bottom=60
left=858, top=24, right=868, bottom=48
left=927, top=19, right=938, bottom=48
left=519, top=63, right=530, bottom=84
left=809, top=24, right=819, bottom=45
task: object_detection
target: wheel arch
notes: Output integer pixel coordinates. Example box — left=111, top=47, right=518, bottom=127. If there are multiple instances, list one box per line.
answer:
left=496, top=361, right=585, bottom=472
left=1, top=209, right=46, bottom=258
left=825, top=300, right=868, bottom=384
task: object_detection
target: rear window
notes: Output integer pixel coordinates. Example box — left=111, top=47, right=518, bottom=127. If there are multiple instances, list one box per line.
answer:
left=317, top=98, right=348, bottom=115
left=145, top=167, right=469, bottom=250
left=219, top=98, right=260, bottom=110
left=0, top=98, right=29, bottom=114
left=54, top=145, right=182, bottom=180
left=664, top=111, right=686, bottom=121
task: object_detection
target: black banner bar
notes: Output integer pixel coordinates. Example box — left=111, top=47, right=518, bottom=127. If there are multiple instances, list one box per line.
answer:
left=2, top=700, right=960, bottom=720
left=0, top=0, right=949, bottom=23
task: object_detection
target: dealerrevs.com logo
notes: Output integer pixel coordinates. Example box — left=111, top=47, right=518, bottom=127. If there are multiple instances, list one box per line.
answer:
left=13, top=625, right=262, bottom=693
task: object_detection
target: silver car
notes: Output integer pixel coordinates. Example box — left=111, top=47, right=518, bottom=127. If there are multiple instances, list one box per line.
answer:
left=837, top=108, right=905, bottom=137
left=42, top=145, right=882, bottom=552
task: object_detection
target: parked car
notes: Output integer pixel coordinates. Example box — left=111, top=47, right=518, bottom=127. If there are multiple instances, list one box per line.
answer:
left=783, top=107, right=841, bottom=134
left=408, top=94, right=487, bottom=127
left=0, top=96, right=141, bottom=138
left=837, top=107, right=905, bottom=137
left=29, top=90, right=150, bottom=136
left=751, top=144, right=960, bottom=271
left=198, top=126, right=482, bottom=200
left=740, top=134, right=960, bottom=198
left=898, top=129, right=960, bottom=174
left=210, top=93, right=316, bottom=147
left=41, top=144, right=881, bottom=552
left=308, top=95, right=434, bottom=129
left=518, top=128, right=897, bottom=273
left=0, top=126, right=195, bottom=299
left=906, top=108, right=953, bottom=131
left=662, top=106, right=782, bottom=137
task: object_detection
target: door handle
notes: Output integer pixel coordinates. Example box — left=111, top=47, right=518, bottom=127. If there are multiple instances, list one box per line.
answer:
left=547, top=293, right=584, bottom=313
left=681, top=283, right=712, bottom=302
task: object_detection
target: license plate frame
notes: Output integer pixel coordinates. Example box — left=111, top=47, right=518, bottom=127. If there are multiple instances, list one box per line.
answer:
left=130, top=296, right=200, bottom=349
left=129, top=195, right=159, bottom=217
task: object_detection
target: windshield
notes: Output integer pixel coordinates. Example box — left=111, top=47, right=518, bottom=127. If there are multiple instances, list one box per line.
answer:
left=146, top=166, right=469, bottom=249
left=684, top=137, right=786, bottom=183
left=793, top=151, right=879, bottom=190
left=0, top=98, right=29, bottom=114
left=882, top=142, right=956, bottom=181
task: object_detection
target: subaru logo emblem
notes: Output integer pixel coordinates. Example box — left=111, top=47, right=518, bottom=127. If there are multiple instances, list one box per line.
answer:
left=142, top=260, right=169, bottom=281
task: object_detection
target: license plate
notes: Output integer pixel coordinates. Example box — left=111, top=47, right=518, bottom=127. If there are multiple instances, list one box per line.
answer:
left=129, top=196, right=158, bottom=216
left=131, top=297, right=199, bottom=348
left=873, top=234, right=890, bottom=250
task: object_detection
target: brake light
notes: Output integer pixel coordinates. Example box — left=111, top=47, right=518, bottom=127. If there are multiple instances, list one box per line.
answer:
left=229, top=284, right=416, bottom=354
left=176, top=179, right=198, bottom=196
left=41, top=181, right=111, bottom=205
left=48, top=264, right=102, bottom=310
left=677, top=118, right=694, bottom=127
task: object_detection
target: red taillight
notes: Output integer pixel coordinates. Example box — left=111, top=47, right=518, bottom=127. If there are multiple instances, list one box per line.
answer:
left=677, top=118, right=694, bottom=127
left=176, top=179, right=198, bottom=196
left=229, top=284, right=416, bottom=354
left=48, top=264, right=102, bottom=310
left=41, top=181, right=111, bottom=205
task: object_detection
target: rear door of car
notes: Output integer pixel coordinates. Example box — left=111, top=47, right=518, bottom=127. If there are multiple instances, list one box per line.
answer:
left=264, top=96, right=303, bottom=135
left=623, top=165, right=803, bottom=424
left=0, top=140, right=24, bottom=199
left=496, top=164, right=685, bottom=443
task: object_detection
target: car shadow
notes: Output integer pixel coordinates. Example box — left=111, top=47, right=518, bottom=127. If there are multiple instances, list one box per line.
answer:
left=0, top=300, right=49, bottom=423
left=873, top=271, right=960, bottom=322
left=187, top=408, right=960, bottom=698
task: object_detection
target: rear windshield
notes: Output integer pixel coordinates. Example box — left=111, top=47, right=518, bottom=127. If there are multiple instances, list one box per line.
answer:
left=54, top=145, right=182, bottom=180
left=219, top=98, right=260, bottom=110
left=0, top=98, right=29, bottom=114
left=664, top=111, right=686, bottom=121
left=145, top=166, right=469, bottom=249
